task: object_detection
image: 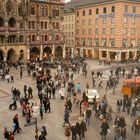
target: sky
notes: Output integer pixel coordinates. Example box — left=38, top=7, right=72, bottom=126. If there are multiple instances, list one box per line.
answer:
left=65, top=0, right=71, bottom=2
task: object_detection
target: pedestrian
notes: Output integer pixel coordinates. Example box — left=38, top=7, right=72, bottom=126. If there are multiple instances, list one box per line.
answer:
left=63, top=109, right=70, bottom=127
left=9, top=131, right=14, bottom=140
left=80, top=120, right=87, bottom=138
left=75, top=122, right=81, bottom=140
left=98, top=81, right=103, bottom=89
left=100, top=119, right=110, bottom=140
left=67, top=99, right=72, bottom=112
left=41, top=125, right=47, bottom=139
left=20, top=70, right=22, bottom=79
left=85, top=107, right=92, bottom=125
left=40, top=105, right=44, bottom=120
left=11, top=74, right=14, bottom=83
left=71, top=124, right=77, bottom=140
left=12, top=114, right=21, bottom=135
left=28, top=87, right=33, bottom=99
left=65, top=123, right=71, bottom=140
left=24, top=85, right=27, bottom=97
left=46, top=99, right=51, bottom=113
left=3, top=127, right=10, bottom=140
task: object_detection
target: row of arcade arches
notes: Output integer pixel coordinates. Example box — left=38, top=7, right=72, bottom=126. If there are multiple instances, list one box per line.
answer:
left=0, top=46, right=63, bottom=61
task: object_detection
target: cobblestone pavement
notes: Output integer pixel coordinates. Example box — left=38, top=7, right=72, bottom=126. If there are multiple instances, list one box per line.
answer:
left=0, top=60, right=139, bottom=140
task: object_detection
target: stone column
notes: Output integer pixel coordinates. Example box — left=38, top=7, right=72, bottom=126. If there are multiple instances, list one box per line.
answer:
left=63, top=44, right=66, bottom=58
left=126, top=51, right=129, bottom=60
left=80, top=48, right=83, bottom=57
left=133, top=51, right=137, bottom=60
left=71, top=47, right=74, bottom=58
left=99, top=50, right=102, bottom=60
left=52, top=44, right=55, bottom=57
left=27, top=47, right=30, bottom=60
left=40, top=45, right=43, bottom=60
left=106, top=51, right=109, bottom=59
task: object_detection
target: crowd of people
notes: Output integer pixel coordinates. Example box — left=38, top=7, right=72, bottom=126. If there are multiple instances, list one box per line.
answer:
left=1, top=58, right=140, bottom=140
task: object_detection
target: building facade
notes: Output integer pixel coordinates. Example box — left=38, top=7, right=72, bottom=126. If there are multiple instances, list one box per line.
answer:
left=75, top=0, right=140, bottom=61
left=0, top=0, right=65, bottom=62
left=62, top=9, right=75, bottom=58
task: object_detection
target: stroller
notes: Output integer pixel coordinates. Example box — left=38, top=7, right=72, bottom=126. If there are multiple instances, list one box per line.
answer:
left=9, top=100, right=17, bottom=111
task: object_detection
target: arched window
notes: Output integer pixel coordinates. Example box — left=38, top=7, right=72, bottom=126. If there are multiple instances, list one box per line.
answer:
left=44, top=6, right=48, bottom=16
left=31, top=5, right=35, bottom=15
left=40, top=6, right=44, bottom=16
left=18, top=3, right=22, bottom=16
left=55, top=7, right=59, bottom=16
left=56, top=35, right=59, bottom=40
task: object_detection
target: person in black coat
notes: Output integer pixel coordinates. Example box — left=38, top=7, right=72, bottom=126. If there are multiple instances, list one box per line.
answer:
left=75, top=122, right=81, bottom=140
left=100, top=119, right=109, bottom=140
left=71, top=124, right=77, bottom=140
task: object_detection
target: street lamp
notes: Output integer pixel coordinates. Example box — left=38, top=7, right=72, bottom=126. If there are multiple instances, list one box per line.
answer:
left=32, top=104, right=40, bottom=140
left=134, top=68, right=138, bottom=96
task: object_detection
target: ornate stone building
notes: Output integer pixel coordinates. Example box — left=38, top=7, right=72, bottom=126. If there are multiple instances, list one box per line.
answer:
left=0, top=0, right=65, bottom=61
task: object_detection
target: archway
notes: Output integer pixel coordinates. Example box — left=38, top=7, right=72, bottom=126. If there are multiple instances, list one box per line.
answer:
left=0, top=50, right=4, bottom=60
left=43, top=46, right=52, bottom=60
left=0, top=17, right=4, bottom=27
left=7, top=49, right=16, bottom=61
left=30, top=47, right=40, bottom=60
left=8, top=17, right=16, bottom=27
left=55, top=46, right=63, bottom=59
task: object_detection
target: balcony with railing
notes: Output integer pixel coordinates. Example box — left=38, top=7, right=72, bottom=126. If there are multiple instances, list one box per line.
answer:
left=8, top=27, right=18, bottom=32
left=0, top=27, right=7, bottom=32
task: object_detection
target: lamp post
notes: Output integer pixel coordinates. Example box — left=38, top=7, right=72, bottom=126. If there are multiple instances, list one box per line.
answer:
left=134, top=68, right=138, bottom=96
left=32, top=104, right=39, bottom=140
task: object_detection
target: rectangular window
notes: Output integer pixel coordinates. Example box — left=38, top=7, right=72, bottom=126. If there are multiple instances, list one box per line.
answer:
left=96, top=8, right=99, bottom=14
left=133, top=6, right=136, bottom=13
left=83, top=10, right=85, bottom=16
left=111, top=17, right=114, bottom=24
left=102, top=39, right=107, bottom=47
left=41, top=22, right=43, bottom=29
left=32, top=21, right=35, bottom=29
left=72, top=24, right=73, bottom=29
left=123, top=39, right=128, bottom=47
left=77, top=20, right=79, bottom=24
left=103, top=7, right=107, bottom=14
left=109, top=39, right=115, bottom=47
left=88, top=38, right=92, bottom=45
left=77, top=11, right=79, bottom=17
left=81, top=38, right=85, bottom=45
left=132, top=17, right=135, bottom=24
left=32, top=35, right=35, bottom=41
left=95, top=18, right=98, bottom=25
left=124, top=28, right=127, bottom=35
left=130, top=39, right=136, bottom=47
left=131, top=28, right=135, bottom=35
left=95, top=28, right=98, bottom=34
left=88, top=19, right=92, bottom=25
left=125, top=6, right=128, bottom=12
left=94, top=38, right=99, bottom=46
left=88, top=29, right=91, bottom=34
left=45, top=35, right=48, bottom=41
left=111, top=28, right=114, bottom=35
left=102, top=28, right=106, bottom=34
left=111, top=6, right=115, bottom=13
left=82, top=29, right=85, bottom=34
left=89, top=9, right=92, bottom=15
left=76, top=29, right=79, bottom=34
left=103, top=18, right=106, bottom=24
left=124, top=17, right=127, bottom=24
left=45, top=22, right=47, bottom=29
left=82, top=19, right=85, bottom=25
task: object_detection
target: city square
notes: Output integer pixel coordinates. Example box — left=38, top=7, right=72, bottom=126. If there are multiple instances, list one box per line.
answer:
left=0, top=60, right=140, bottom=140
left=0, top=0, right=140, bottom=140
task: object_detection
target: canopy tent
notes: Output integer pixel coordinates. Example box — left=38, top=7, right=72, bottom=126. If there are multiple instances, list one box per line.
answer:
left=121, top=77, right=140, bottom=96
